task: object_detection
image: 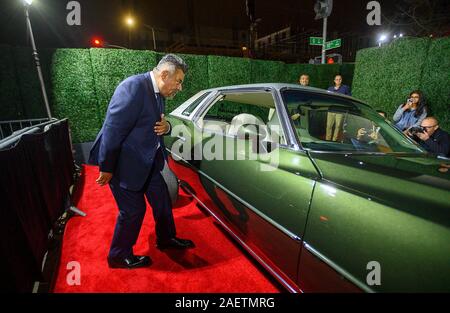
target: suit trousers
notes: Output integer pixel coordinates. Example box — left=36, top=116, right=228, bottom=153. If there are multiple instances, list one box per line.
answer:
left=108, top=148, right=176, bottom=259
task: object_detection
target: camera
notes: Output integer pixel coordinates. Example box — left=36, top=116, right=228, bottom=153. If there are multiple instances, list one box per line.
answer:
left=409, top=126, right=424, bottom=134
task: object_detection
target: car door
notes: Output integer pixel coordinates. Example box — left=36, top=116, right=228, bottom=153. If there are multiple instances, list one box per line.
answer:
left=188, top=88, right=319, bottom=290
left=281, top=89, right=450, bottom=292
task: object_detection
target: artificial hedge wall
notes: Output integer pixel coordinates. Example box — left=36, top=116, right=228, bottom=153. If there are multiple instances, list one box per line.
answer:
left=0, top=45, right=55, bottom=120
left=284, top=63, right=318, bottom=85
left=13, top=47, right=55, bottom=119
left=90, top=49, right=158, bottom=115
left=0, top=46, right=357, bottom=142
left=251, top=59, right=284, bottom=84
left=51, top=49, right=101, bottom=143
left=3, top=38, right=448, bottom=142
left=420, top=38, right=450, bottom=130
left=208, top=55, right=252, bottom=88
left=353, top=37, right=450, bottom=131
left=315, top=64, right=342, bottom=90
left=0, top=45, right=22, bottom=120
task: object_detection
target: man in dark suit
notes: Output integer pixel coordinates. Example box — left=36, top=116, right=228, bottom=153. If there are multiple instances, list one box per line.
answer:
left=89, top=54, right=194, bottom=269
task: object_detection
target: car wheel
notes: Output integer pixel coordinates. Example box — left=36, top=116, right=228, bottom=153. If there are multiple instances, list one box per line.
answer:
left=161, top=160, right=179, bottom=205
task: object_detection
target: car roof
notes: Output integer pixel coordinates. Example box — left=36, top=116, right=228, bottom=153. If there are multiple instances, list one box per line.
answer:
left=201, top=83, right=368, bottom=105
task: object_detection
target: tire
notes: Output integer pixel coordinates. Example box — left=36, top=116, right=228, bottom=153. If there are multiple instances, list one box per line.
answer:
left=161, top=160, right=179, bottom=205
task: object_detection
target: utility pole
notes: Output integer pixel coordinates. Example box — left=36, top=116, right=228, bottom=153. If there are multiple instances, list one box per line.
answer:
left=321, top=17, right=327, bottom=64
left=314, top=0, right=333, bottom=64
left=143, top=24, right=157, bottom=50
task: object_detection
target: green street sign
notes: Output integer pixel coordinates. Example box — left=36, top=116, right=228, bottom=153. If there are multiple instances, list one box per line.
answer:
left=309, top=37, right=323, bottom=45
left=325, top=38, right=342, bottom=50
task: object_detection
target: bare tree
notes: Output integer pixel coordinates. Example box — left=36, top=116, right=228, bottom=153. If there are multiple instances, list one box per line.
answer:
left=382, top=0, right=450, bottom=36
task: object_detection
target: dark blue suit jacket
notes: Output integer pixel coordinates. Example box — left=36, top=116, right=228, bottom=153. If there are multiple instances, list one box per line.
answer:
left=89, top=72, right=169, bottom=191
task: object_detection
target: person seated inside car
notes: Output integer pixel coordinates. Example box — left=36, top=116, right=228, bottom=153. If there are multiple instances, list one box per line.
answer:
left=343, top=113, right=385, bottom=151
left=291, top=102, right=311, bottom=126
left=349, top=125, right=380, bottom=151
left=291, top=105, right=302, bottom=125
left=350, top=110, right=387, bottom=149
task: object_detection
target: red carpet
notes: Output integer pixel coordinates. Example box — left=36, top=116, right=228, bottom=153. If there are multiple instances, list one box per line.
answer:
left=53, top=164, right=282, bottom=293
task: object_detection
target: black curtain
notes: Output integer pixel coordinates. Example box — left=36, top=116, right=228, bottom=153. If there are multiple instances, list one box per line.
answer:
left=0, top=120, right=74, bottom=292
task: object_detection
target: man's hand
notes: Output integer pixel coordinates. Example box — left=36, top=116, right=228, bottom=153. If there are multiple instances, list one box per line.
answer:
left=369, top=130, right=378, bottom=140
left=154, top=114, right=170, bottom=136
left=356, top=128, right=367, bottom=140
left=96, top=171, right=113, bottom=186
left=416, top=131, right=430, bottom=141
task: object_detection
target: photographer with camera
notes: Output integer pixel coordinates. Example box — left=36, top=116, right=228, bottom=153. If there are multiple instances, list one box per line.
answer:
left=393, top=90, right=428, bottom=132
left=409, top=117, right=450, bottom=157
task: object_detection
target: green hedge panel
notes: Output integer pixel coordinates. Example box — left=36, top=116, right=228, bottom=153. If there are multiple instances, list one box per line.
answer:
left=13, top=47, right=54, bottom=119
left=339, top=63, right=356, bottom=89
left=315, top=64, right=342, bottom=90
left=90, top=48, right=158, bottom=117
left=207, top=55, right=251, bottom=88
left=0, top=45, right=22, bottom=120
left=51, top=49, right=100, bottom=143
left=283, top=63, right=318, bottom=86
left=156, top=52, right=209, bottom=113
left=250, top=59, right=285, bottom=84
left=420, top=38, right=450, bottom=130
left=352, top=38, right=432, bottom=118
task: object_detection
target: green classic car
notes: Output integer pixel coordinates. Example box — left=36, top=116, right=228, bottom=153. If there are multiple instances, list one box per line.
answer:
left=163, top=83, right=450, bottom=293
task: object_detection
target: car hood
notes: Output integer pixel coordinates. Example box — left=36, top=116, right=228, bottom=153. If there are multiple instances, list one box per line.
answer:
left=309, top=152, right=450, bottom=213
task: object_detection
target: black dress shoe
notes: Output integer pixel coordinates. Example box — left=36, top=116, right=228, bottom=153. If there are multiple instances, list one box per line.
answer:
left=157, top=237, right=195, bottom=250
left=107, top=255, right=151, bottom=269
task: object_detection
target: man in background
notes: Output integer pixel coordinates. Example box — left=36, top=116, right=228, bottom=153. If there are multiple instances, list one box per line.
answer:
left=298, top=74, right=310, bottom=87
left=413, top=117, right=449, bottom=157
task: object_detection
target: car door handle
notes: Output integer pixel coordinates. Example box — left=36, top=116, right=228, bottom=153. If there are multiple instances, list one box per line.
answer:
left=176, top=135, right=186, bottom=143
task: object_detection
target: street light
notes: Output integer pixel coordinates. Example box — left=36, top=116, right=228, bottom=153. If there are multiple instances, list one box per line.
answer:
left=22, top=0, right=52, bottom=119
left=125, top=16, right=134, bottom=48
left=126, top=17, right=134, bottom=27
left=378, top=33, right=388, bottom=47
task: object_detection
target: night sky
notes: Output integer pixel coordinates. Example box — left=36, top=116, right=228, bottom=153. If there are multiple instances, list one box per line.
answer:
left=1, top=0, right=447, bottom=51
left=0, top=0, right=399, bottom=48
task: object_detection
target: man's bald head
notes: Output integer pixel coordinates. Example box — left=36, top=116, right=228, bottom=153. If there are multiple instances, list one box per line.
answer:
left=421, top=116, right=439, bottom=136
left=422, top=117, right=438, bottom=125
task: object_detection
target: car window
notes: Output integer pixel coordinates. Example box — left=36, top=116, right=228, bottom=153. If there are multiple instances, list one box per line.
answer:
left=199, top=91, right=286, bottom=144
left=182, top=91, right=211, bottom=116
left=281, top=89, right=425, bottom=154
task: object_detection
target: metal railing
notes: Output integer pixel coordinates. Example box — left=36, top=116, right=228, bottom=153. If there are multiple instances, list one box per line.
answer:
left=0, top=118, right=50, bottom=140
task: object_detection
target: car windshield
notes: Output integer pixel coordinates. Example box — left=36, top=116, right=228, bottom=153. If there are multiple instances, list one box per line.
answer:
left=281, top=89, right=426, bottom=154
